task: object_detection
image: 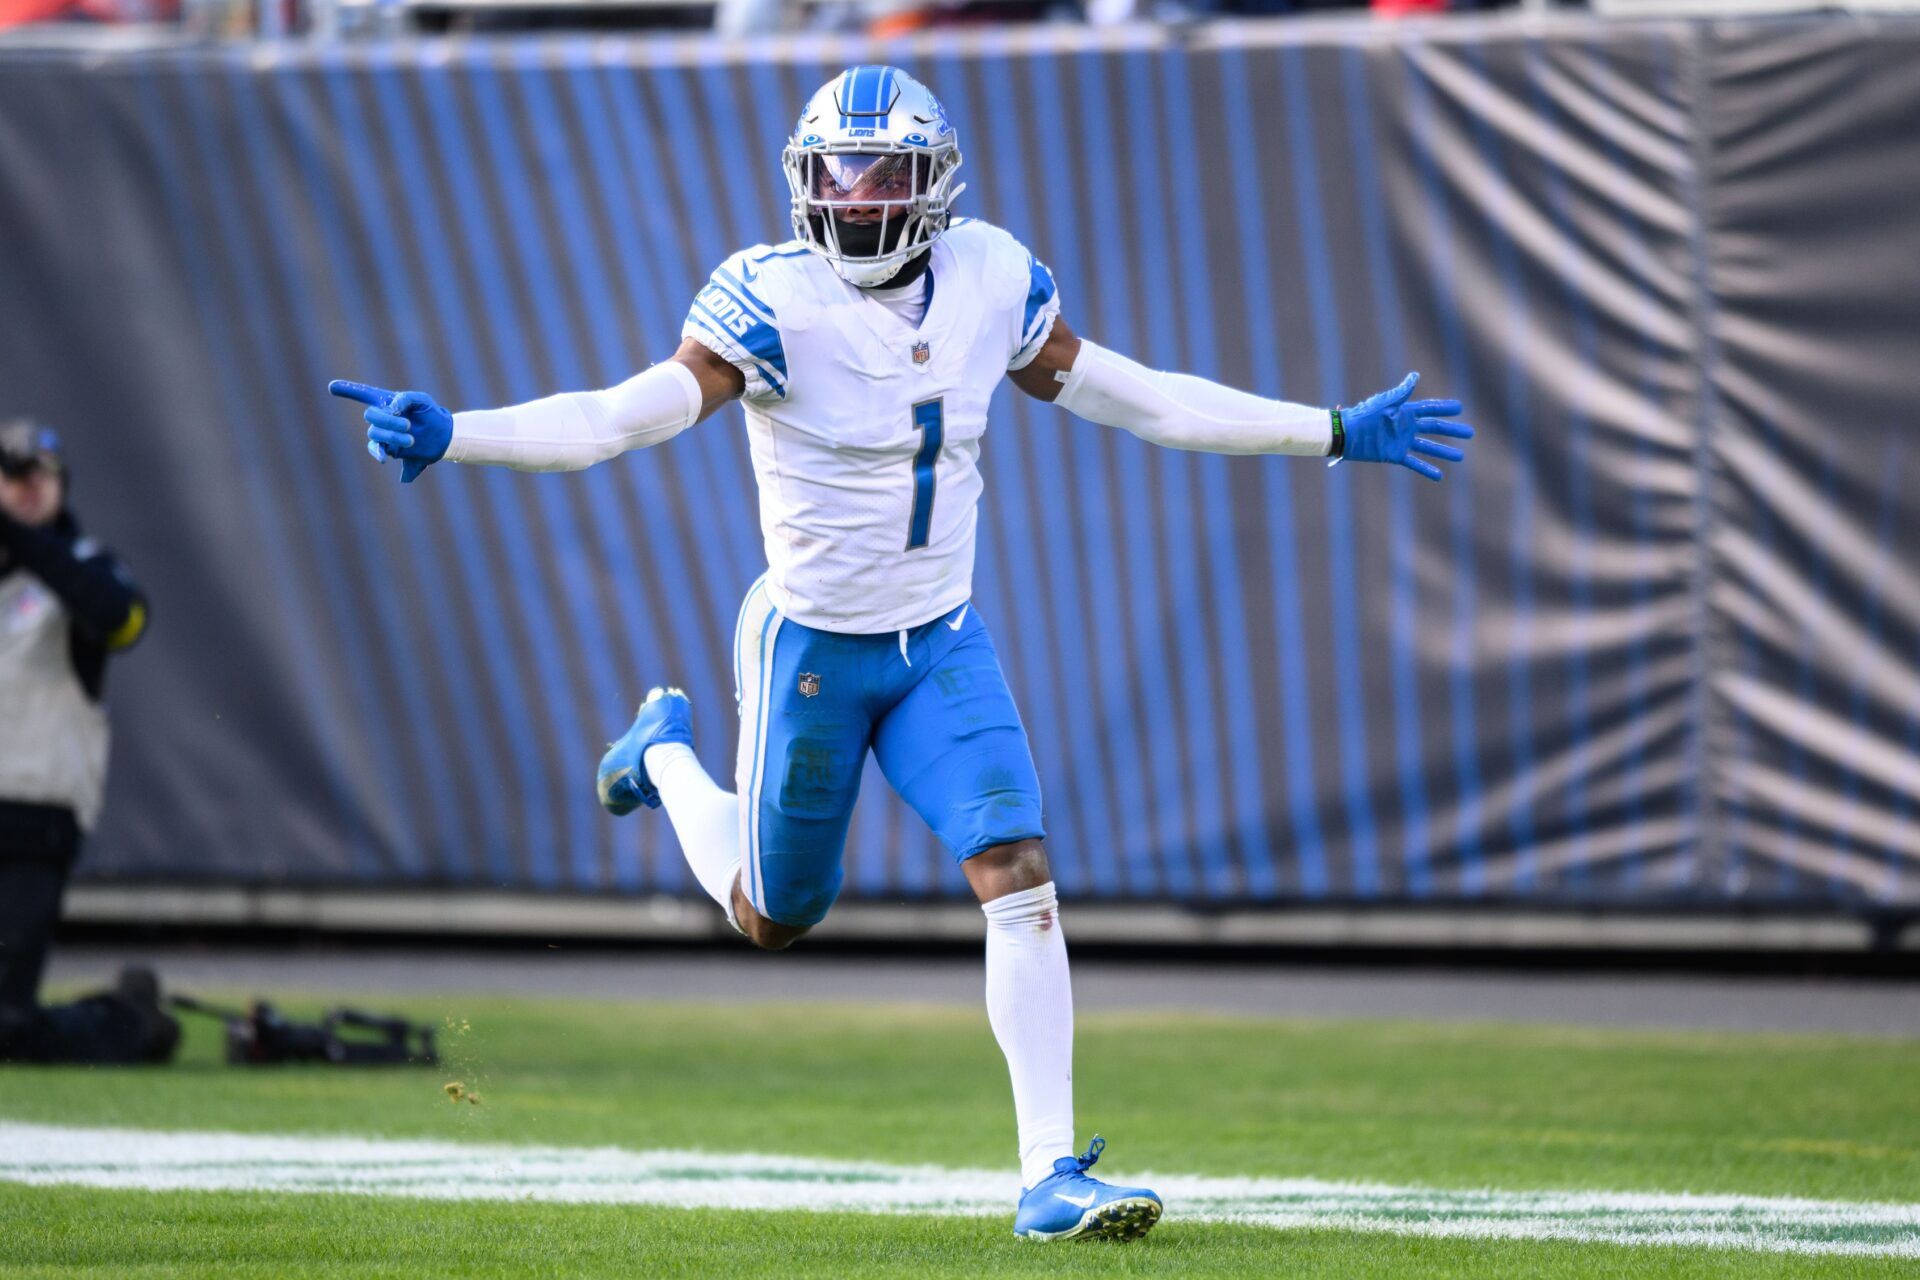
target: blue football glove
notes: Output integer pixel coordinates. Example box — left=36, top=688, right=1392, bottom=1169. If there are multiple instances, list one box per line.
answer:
left=1333, top=372, right=1474, bottom=482
left=327, top=380, right=453, bottom=484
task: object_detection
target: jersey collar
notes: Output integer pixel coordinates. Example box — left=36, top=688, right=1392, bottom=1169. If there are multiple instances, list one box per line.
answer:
left=847, top=238, right=954, bottom=351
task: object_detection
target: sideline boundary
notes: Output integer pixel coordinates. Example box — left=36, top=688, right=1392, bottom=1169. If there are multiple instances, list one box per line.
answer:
left=4, top=1122, right=1918, bottom=1259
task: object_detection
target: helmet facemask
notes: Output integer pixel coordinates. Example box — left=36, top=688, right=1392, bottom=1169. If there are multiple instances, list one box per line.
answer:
left=784, top=143, right=964, bottom=288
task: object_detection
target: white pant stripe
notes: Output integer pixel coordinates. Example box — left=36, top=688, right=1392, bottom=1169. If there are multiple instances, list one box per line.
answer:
left=731, top=574, right=767, bottom=716
left=733, top=586, right=782, bottom=918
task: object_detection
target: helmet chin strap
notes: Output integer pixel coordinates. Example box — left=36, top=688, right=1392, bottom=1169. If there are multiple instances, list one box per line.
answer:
left=822, top=214, right=929, bottom=289
left=864, top=247, right=931, bottom=291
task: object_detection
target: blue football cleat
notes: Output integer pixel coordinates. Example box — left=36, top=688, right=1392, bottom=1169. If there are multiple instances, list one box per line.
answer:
left=1013, top=1137, right=1162, bottom=1243
left=596, top=686, right=694, bottom=815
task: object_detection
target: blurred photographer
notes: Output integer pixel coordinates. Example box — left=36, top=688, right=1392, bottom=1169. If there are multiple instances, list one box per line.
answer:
left=0, top=419, right=175, bottom=1064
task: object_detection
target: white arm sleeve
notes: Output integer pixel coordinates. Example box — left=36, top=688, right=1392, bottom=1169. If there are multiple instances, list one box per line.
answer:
left=445, top=361, right=704, bottom=473
left=1052, top=339, right=1332, bottom=457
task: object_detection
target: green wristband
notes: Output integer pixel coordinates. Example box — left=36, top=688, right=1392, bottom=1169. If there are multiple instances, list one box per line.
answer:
left=1329, top=408, right=1345, bottom=459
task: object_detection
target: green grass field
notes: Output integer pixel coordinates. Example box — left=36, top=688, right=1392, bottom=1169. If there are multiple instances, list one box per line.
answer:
left=3, top=990, right=1918, bottom=1277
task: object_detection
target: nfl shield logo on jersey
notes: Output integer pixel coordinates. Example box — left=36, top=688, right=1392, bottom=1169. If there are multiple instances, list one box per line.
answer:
left=911, top=340, right=931, bottom=365
left=798, top=672, right=821, bottom=697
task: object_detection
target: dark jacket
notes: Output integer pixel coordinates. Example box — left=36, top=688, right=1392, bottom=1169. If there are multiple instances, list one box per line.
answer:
left=0, top=507, right=147, bottom=831
left=0, top=507, right=146, bottom=699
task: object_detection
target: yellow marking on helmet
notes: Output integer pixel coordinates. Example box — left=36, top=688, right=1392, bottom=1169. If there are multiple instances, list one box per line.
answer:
left=108, top=600, right=147, bottom=650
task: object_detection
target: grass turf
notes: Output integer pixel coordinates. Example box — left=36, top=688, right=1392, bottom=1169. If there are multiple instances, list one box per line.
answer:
left=2, top=989, right=1918, bottom=1277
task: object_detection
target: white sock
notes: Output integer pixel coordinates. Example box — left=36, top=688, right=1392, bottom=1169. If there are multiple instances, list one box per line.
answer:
left=982, top=882, right=1077, bottom=1188
left=643, top=742, right=742, bottom=920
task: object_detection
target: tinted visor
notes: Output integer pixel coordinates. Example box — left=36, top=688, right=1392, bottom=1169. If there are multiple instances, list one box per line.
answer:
left=808, top=151, right=924, bottom=206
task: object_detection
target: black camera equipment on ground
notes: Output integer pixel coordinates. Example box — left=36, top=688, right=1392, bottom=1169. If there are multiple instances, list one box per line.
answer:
left=170, top=994, right=438, bottom=1066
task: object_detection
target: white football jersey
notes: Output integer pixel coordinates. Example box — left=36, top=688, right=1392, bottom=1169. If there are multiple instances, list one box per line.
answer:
left=682, top=219, right=1060, bottom=634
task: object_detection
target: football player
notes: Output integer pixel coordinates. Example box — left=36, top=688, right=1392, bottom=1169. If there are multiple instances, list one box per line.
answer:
left=329, top=64, right=1471, bottom=1242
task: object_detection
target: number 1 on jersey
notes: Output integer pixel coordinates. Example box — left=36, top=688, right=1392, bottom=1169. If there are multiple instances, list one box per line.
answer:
left=906, top=398, right=944, bottom=550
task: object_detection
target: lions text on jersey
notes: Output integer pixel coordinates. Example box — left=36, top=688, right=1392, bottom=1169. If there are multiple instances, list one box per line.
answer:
left=683, top=218, right=1060, bottom=635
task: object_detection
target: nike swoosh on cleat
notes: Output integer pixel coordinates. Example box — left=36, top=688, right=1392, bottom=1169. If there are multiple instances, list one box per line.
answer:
left=946, top=605, right=968, bottom=630
left=1054, top=1191, right=1097, bottom=1208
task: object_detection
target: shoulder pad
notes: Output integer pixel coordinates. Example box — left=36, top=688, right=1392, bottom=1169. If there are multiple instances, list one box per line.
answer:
left=689, top=248, right=794, bottom=400
left=709, top=244, right=789, bottom=312
left=945, top=219, right=1030, bottom=310
left=728, top=242, right=827, bottom=332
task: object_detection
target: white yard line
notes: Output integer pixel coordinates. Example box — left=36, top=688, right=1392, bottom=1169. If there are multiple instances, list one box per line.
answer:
left=2, top=1122, right=1917, bottom=1258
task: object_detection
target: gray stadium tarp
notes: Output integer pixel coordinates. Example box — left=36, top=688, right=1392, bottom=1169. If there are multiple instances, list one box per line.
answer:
left=1, top=15, right=1916, bottom=909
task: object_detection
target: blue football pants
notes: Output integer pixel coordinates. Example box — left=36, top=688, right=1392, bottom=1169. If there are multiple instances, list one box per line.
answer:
left=732, top=581, right=1045, bottom=927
